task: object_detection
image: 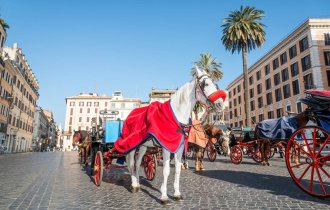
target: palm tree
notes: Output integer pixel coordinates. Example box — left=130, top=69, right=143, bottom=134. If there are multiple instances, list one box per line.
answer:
left=221, top=6, right=266, bottom=127
left=191, top=53, right=223, bottom=81
left=0, top=17, right=9, bottom=31
left=191, top=53, right=223, bottom=120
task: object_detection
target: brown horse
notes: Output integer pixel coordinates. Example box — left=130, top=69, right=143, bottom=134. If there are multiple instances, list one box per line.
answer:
left=185, top=121, right=228, bottom=171
left=256, top=111, right=309, bottom=166
left=72, top=130, right=91, bottom=165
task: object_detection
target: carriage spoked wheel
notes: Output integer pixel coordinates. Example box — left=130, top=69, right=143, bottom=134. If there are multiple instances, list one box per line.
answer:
left=251, top=146, right=272, bottom=163
left=206, top=141, right=217, bottom=162
left=143, top=154, right=157, bottom=181
left=230, top=145, right=243, bottom=164
left=285, top=126, right=330, bottom=197
left=94, top=151, right=104, bottom=186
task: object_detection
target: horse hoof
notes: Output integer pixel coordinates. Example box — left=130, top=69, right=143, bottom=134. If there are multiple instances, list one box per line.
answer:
left=131, top=186, right=140, bottom=193
left=160, top=199, right=169, bottom=205
left=261, top=161, right=266, bottom=166
left=174, top=195, right=183, bottom=201
left=266, top=162, right=272, bottom=166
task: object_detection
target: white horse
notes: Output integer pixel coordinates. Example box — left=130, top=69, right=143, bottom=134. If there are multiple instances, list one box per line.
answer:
left=125, top=68, right=224, bottom=204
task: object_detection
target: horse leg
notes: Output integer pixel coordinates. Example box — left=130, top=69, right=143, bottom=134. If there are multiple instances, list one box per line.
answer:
left=195, top=146, right=200, bottom=172
left=265, top=141, right=271, bottom=166
left=199, top=147, right=205, bottom=171
left=160, top=149, right=171, bottom=204
left=85, top=145, right=90, bottom=166
left=173, top=143, right=184, bottom=201
left=126, top=149, right=140, bottom=192
left=259, top=141, right=266, bottom=166
left=134, top=146, right=147, bottom=190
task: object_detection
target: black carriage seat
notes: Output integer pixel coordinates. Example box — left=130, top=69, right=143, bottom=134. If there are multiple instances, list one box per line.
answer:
left=301, top=90, right=330, bottom=114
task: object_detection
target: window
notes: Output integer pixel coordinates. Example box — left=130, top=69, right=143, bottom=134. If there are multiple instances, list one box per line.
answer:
left=87, top=102, right=92, bottom=107
left=111, top=103, right=115, bottom=108
left=258, top=97, right=263, bottom=108
left=249, top=76, right=254, bottom=85
left=275, top=88, right=282, bottom=102
left=238, top=96, right=241, bottom=104
left=234, top=109, right=237, bottom=117
left=274, top=73, right=280, bottom=86
left=87, top=108, right=90, bottom=113
left=304, top=74, right=314, bottom=89
left=121, top=103, right=125, bottom=108
left=327, top=71, right=330, bottom=86
left=289, top=45, right=297, bottom=59
left=94, top=102, right=99, bottom=107
left=280, top=52, right=287, bottom=65
left=249, top=88, right=254, bottom=98
left=281, top=68, right=289, bottom=82
left=70, top=108, right=73, bottom=115
left=273, top=58, right=279, bottom=70
left=265, top=78, right=271, bottom=90
left=95, top=108, right=98, bottom=114
left=69, top=126, right=72, bottom=133
left=87, top=117, right=90, bottom=122
left=79, top=117, right=82, bottom=122
left=233, top=88, right=236, bottom=95
left=70, top=102, right=75, bottom=106
left=268, top=111, right=274, bottom=119
left=301, top=55, right=311, bottom=71
left=80, top=108, right=82, bottom=113
left=276, top=108, right=282, bottom=118
left=237, top=85, right=241, bottom=93
left=234, top=98, right=237, bottom=106
left=69, top=117, right=72, bottom=125
left=251, top=116, right=256, bottom=125
left=256, top=71, right=261, bottom=81
left=250, top=101, right=255, bottom=111
left=105, top=102, right=108, bottom=107
left=79, top=102, right=84, bottom=106
left=297, top=102, right=303, bottom=113
left=299, top=36, right=309, bottom=52
left=286, top=105, right=291, bottom=112
left=324, top=51, right=330, bottom=66
left=325, top=33, right=330, bottom=45
left=266, top=92, right=272, bottom=105
left=229, top=101, right=232, bottom=109
left=264, top=64, right=270, bottom=75
left=290, top=62, right=299, bottom=77
left=292, top=80, right=300, bottom=95
left=259, top=114, right=264, bottom=122
left=283, top=84, right=291, bottom=99
left=257, top=84, right=262, bottom=94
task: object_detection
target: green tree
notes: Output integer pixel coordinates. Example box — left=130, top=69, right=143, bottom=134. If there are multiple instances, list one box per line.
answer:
left=0, top=16, right=9, bottom=31
left=221, top=6, right=266, bottom=127
left=192, top=53, right=223, bottom=81
left=191, top=53, right=223, bottom=120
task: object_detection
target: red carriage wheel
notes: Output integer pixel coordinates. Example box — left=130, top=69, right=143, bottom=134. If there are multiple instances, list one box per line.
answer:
left=230, top=145, right=243, bottom=164
left=285, top=126, right=330, bottom=197
left=252, top=147, right=263, bottom=163
left=206, top=142, right=217, bottom=162
left=143, top=154, right=157, bottom=181
left=94, top=151, right=104, bottom=186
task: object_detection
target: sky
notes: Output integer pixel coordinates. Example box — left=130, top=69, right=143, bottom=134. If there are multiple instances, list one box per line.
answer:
left=0, top=0, right=329, bottom=126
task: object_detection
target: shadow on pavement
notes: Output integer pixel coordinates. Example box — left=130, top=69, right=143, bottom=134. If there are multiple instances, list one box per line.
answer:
left=198, top=169, right=330, bottom=205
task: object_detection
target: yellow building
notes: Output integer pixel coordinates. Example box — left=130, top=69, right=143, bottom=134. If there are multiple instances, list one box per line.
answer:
left=3, top=43, right=39, bottom=152
left=227, top=18, right=330, bottom=128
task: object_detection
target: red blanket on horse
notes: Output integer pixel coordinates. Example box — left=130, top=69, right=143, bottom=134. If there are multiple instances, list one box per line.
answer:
left=114, top=101, right=187, bottom=154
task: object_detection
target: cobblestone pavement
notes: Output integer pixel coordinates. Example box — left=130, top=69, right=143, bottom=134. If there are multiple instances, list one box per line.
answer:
left=0, top=151, right=329, bottom=210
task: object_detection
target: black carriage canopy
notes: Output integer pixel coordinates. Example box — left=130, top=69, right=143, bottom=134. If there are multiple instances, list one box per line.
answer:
left=256, top=89, right=330, bottom=140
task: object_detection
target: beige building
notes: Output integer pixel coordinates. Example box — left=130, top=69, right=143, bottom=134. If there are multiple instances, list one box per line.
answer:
left=149, top=89, right=176, bottom=103
left=227, top=18, right=330, bottom=128
left=3, top=43, right=39, bottom=152
left=63, top=91, right=141, bottom=151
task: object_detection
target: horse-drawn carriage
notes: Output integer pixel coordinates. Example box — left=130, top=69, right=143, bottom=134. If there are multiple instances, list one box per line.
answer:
left=91, top=119, right=161, bottom=185
left=230, top=89, right=330, bottom=197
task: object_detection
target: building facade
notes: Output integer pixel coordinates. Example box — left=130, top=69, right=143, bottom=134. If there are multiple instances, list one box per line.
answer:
left=227, top=18, right=330, bottom=128
left=3, top=43, right=39, bottom=152
left=149, top=89, right=176, bottom=103
left=0, top=22, right=8, bottom=146
left=32, top=107, right=48, bottom=151
left=63, top=91, right=141, bottom=151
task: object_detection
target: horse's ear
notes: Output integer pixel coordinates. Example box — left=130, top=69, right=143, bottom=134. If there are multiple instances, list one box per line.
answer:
left=195, top=66, right=203, bottom=78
